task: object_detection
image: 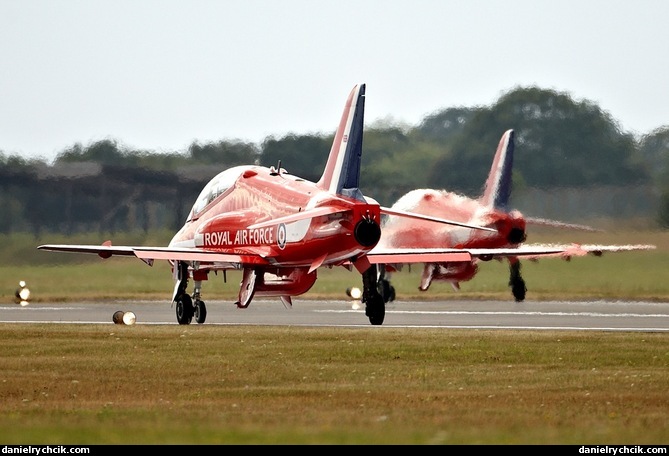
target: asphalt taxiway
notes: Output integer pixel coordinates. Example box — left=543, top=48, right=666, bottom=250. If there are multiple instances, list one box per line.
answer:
left=1, top=299, right=669, bottom=331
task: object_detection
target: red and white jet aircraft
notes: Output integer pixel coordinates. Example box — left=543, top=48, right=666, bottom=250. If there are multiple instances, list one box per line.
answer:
left=38, top=84, right=493, bottom=326
left=372, top=129, right=656, bottom=303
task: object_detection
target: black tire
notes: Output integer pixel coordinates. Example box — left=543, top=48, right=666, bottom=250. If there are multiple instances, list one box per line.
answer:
left=512, top=278, right=527, bottom=302
left=365, top=294, right=386, bottom=325
left=194, top=300, right=207, bottom=324
left=176, top=294, right=193, bottom=325
left=368, top=307, right=385, bottom=325
left=377, top=278, right=395, bottom=304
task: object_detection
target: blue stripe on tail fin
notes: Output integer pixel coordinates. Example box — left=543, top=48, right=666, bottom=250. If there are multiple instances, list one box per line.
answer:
left=480, top=129, right=514, bottom=210
left=316, top=84, right=366, bottom=201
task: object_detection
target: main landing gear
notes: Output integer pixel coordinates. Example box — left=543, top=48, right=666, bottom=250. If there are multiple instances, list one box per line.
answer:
left=509, top=260, right=526, bottom=302
left=173, top=261, right=208, bottom=325
left=367, top=260, right=527, bottom=305
left=361, top=265, right=386, bottom=325
left=175, top=291, right=207, bottom=325
left=376, top=265, right=396, bottom=304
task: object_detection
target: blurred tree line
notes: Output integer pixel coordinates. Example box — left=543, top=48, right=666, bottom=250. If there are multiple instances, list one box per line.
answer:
left=1, top=86, right=668, bottom=235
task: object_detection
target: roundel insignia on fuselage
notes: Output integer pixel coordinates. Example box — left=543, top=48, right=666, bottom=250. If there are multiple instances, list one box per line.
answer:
left=277, top=223, right=287, bottom=249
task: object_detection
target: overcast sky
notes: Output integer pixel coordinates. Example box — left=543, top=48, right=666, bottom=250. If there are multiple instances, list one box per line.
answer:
left=1, top=0, right=668, bottom=162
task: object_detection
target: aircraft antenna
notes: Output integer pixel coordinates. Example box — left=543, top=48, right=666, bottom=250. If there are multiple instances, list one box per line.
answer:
left=270, top=160, right=283, bottom=176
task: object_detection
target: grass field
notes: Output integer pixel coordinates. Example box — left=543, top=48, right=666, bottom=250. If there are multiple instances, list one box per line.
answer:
left=0, top=325, right=667, bottom=444
left=0, top=227, right=668, bottom=444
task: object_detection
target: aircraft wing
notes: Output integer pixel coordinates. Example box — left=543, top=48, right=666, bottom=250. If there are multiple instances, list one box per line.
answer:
left=36, top=243, right=266, bottom=264
left=37, top=243, right=138, bottom=257
left=247, top=205, right=497, bottom=232
left=365, top=242, right=656, bottom=265
left=524, top=216, right=603, bottom=232
left=364, top=244, right=569, bottom=265
left=465, top=243, right=656, bottom=260
left=380, top=206, right=497, bottom=232
left=365, top=247, right=472, bottom=264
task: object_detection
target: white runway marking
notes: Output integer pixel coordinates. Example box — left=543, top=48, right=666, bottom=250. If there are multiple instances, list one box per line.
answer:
left=318, top=309, right=669, bottom=318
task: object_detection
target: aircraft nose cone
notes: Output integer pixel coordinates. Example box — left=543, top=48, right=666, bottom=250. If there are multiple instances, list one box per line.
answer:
left=354, top=219, right=381, bottom=247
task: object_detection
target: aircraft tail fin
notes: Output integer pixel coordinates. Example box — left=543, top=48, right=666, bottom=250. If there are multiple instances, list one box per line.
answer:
left=316, top=83, right=366, bottom=201
left=480, top=129, right=514, bottom=210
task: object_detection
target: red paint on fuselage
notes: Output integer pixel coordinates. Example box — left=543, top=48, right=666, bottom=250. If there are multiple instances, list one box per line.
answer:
left=169, top=165, right=381, bottom=268
left=379, top=188, right=526, bottom=251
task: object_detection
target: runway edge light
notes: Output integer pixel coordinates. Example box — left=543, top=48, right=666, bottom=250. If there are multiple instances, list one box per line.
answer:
left=15, top=280, right=31, bottom=306
left=346, top=287, right=362, bottom=300
left=113, top=310, right=137, bottom=325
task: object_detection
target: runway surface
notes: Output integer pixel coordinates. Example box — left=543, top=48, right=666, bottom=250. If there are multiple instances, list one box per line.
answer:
left=2, top=299, right=669, bottom=332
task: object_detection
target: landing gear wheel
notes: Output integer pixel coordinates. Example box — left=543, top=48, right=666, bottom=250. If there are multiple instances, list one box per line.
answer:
left=365, top=294, right=386, bottom=325
left=362, top=265, right=386, bottom=325
left=194, top=300, right=207, bottom=324
left=176, top=294, right=194, bottom=325
left=512, top=278, right=526, bottom=302
left=509, top=260, right=527, bottom=302
left=377, top=278, right=396, bottom=303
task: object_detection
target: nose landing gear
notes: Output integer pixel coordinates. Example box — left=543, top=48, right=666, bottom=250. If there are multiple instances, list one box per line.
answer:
left=173, top=261, right=208, bottom=325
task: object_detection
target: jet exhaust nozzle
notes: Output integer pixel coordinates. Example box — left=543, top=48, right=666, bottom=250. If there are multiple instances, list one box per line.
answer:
left=354, top=219, right=381, bottom=247
left=508, top=227, right=526, bottom=244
